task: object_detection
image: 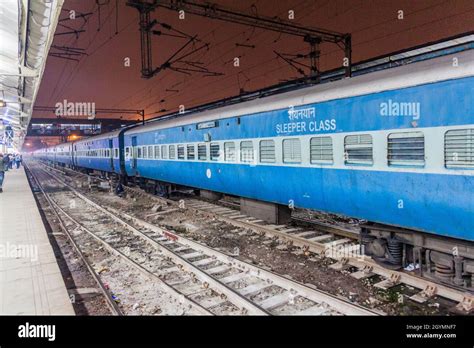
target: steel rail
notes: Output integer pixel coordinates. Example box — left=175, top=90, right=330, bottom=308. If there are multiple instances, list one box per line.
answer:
left=28, top=164, right=213, bottom=315
left=24, top=163, right=124, bottom=316
left=37, top=162, right=380, bottom=316
left=35, top=161, right=474, bottom=313
left=34, top=165, right=269, bottom=315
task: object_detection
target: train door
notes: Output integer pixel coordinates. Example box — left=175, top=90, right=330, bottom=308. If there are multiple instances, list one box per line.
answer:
left=108, top=139, right=114, bottom=171
left=72, top=144, right=76, bottom=167
left=131, top=136, right=138, bottom=174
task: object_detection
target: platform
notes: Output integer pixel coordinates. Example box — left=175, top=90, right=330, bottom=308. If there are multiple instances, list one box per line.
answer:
left=0, top=167, right=74, bottom=315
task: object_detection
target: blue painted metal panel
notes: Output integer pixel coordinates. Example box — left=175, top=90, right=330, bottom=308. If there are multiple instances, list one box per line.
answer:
left=124, top=76, right=474, bottom=146
left=119, top=76, right=474, bottom=242
left=132, top=159, right=474, bottom=241
left=75, top=157, right=113, bottom=172
left=55, top=155, right=73, bottom=166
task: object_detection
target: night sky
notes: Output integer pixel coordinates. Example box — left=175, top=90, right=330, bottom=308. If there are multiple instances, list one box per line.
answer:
left=33, top=0, right=474, bottom=128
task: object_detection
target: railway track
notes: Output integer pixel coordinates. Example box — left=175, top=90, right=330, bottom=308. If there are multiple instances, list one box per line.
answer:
left=169, top=198, right=474, bottom=313
left=26, top=166, right=123, bottom=316
left=27, top=161, right=379, bottom=316
left=34, top=161, right=474, bottom=314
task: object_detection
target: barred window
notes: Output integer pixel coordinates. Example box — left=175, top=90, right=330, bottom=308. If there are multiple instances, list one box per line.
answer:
left=210, top=143, right=220, bottom=161
left=283, top=138, right=302, bottom=163
left=388, top=132, right=425, bottom=167
left=187, top=144, right=195, bottom=160
left=114, top=148, right=119, bottom=158
left=161, top=145, right=168, bottom=159
left=240, top=141, right=254, bottom=163
left=344, top=134, right=373, bottom=165
left=148, top=145, right=153, bottom=159
left=310, top=137, right=333, bottom=164
left=143, top=146, right=148, bottom=159
left=177, top=145, right=185, bottom=159
left=224, top=142, right=236, bottom=162
left=154, top=145, right=160, bottom=159
left=169, top=145, right=176, bottom=159
left=445, top=129, right=474, bottom=169
left=198, top=144, right=207, bottom=160
left=137, top=147, right=142, bottom=158
left=259, top=140, right=276, bottom=163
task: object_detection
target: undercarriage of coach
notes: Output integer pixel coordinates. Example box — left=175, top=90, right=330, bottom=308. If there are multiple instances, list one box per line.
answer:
left=361, top=222, right=474, bottom=290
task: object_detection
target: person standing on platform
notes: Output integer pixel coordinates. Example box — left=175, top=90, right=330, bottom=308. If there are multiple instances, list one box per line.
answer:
left=15, top=153, right=21, bottom=169
left=7, top=154, right=13, bottom=170
left=0, top=153, right=7, bottom=193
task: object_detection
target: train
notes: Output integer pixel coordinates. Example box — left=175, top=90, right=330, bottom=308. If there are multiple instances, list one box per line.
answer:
left=34, top=41, right=474, bottom=289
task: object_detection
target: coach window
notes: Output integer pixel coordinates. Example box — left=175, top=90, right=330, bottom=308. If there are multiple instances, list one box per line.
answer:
left=187, top=144, right=195, bottom=160
left=169, top=145, right=176, bottom=159
left=143, top=146, right=148, bottom=159
left=344, top=134, right=373, bottom=165
left=148, top=145, right=153, bottom=159
left=388, top=132, right=424, bottom=167
left=224, top=142, right=235, bottom=162
left=260, top=140, right=276, bottom=163
left=310, top=136, right=333, bottom=164
left=210, top=143, right=220, bottom=161
left=125, top=147, right=130, bottom=158
left=137, top=147, right=142, bottom=159
left=283, top=138, right=302, bottom=164
left=198, top=144, right=207, bottom=160
left=154, top=145, right=160, bottom=159
left=445, top=128, right=474, bottom=169
left=161, top=145, right=168, bottom=159
left=177, top=145, right=185, bottom=160
left=240, top=141, right=254, bottom=163
left=114, top=149, right=119, bottom=158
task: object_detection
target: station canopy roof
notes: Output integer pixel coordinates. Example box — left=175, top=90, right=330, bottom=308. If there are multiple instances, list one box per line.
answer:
left=0, top=0, right=63, bottom=151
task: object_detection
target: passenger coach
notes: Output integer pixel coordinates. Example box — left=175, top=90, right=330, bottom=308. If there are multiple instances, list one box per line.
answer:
left=34, top=43, right=474, bottom=287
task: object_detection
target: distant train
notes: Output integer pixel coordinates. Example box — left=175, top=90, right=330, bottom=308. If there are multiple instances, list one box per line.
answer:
left=35, top=45, right=474, bottom=288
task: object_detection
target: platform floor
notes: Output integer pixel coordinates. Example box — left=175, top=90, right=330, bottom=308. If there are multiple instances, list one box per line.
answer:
left=0, top=166, right=74, bottom=314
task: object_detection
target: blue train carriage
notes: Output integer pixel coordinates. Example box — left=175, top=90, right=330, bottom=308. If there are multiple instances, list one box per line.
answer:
left=54, top=142, right=74, bottom=167
left=42, top=145, right=57, bottom=163
left=73, top=130, right=123, bottom=174
left=123, top=48, right=474, bottom=283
